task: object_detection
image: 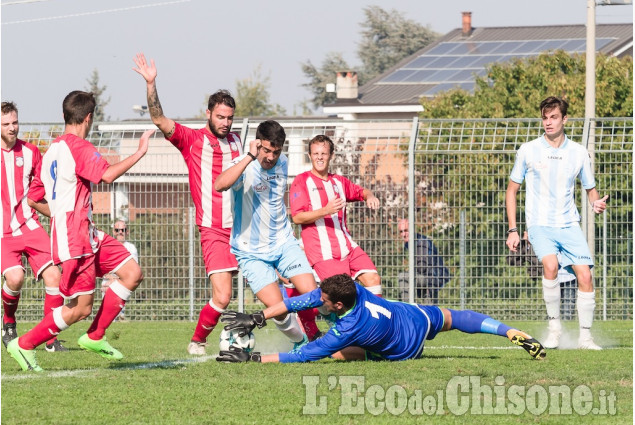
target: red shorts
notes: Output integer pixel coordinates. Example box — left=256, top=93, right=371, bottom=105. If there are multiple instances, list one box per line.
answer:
left=312, top=246, right=377, bottom=281
left=60, top=233, right=133, bottom=298
left=199, top=226, right=238, bottom=276
left=1, top=226, right=54, bottom=279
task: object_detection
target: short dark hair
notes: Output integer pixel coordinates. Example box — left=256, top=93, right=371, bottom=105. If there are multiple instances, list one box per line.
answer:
left=320, top=274, right=357, bottom=309
left=309, top=134, right=334, bottom=155
left=540, top=96, right=568, bottom=117
left=1, top=102, right=18, bottom=115
left=63, top=91, right=96, bottom=125
left=208, top=90, right=236, bottom=111
left=256, top=120, right=286, bottom=148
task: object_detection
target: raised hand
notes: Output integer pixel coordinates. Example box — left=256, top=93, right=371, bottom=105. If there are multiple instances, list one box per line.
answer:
left=137, top=129, right=156, bottom=156
left=132, top=53, right=157, bottom=84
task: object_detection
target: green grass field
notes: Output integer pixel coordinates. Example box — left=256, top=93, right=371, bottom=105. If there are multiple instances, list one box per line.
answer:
left=1, top=320, right=632, bottom=424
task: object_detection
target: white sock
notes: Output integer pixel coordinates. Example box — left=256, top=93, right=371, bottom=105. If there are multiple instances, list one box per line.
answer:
left=542, top=277, right=561, bottom=329
left=108, top=281, right=132, bottom=301
left=577, top=290, right=596, bottom=340
left=52, top=306, right=70, bottom=331
left=272, top=313, right=304, bottom=343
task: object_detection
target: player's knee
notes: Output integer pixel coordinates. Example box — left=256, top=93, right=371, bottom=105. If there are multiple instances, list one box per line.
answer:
left=41, top=265, right=61, bottom=286
left=214, top=294, right=231, bottom=309
left=360, top=272, right=380, bottom=287
left=3, top=270, right=25, bottom=291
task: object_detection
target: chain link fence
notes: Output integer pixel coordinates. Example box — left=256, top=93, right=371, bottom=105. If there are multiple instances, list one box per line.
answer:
left=12, top=117, right=633, bottom=321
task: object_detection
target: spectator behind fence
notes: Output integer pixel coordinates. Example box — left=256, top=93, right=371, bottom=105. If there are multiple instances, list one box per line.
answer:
left=397, top=219, right=451, bottom=304
left=101, top=219, right=139, bottom=321
left=507, top=231, right=576, bottom=320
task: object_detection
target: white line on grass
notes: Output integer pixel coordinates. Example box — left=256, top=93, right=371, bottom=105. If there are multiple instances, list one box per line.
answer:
left=1, top=355, right=217, bottom=381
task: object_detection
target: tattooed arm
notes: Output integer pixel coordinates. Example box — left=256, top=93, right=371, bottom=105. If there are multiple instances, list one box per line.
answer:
left=132, top=53, right=176, bottom=138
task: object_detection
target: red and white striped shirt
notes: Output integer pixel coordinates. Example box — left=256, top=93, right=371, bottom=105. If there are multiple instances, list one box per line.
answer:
left=168, top=123, right=243, bottom=231
left=290, top=171, right=365, bottom=265
left=1, top=139, right=43, bottom=237
left=29, top=134, right=109, bottom=263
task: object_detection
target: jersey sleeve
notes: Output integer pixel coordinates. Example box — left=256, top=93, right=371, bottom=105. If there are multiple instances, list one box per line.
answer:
left=27, top=147, right=45, bottom=202
left=509, top=146, right=527, bottom=184
left=578, top=151, right=596, bottom=189
left=278, top=326, right=353, bottom=363
left=73, top=139, right=110, bottom=184
left=166, top=122, right=193, bottom=153
left=229, top=155, right=247, bottom=190
left=283, top=287, right=324, bottom=312
left=339, top=175, right=365, bottom=202
left=289, top=174, right=311, bottom=215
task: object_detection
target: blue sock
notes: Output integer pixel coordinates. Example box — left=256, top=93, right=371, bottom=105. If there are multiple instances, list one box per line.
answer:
left=448, top=309, right=512, bottom=337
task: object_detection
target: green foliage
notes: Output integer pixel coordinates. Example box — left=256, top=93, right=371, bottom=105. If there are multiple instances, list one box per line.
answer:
left=1, top=321, right=632, bottom=424
left=358, top=5, right=438, bottom=81
left=301, top=6, right=438, bottom=109
left=85, top=68, right=110, bottom=122
left=301, top=52, right=351, bottom=109
left=421, top=51, right=633, bottom=118
left=234, top=64, right=286, bottom=117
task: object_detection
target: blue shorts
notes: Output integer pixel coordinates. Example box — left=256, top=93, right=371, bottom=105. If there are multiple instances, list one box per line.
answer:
left=528, top=225, right=594, bottom=273
left=233, top=240, right=313, bottom=294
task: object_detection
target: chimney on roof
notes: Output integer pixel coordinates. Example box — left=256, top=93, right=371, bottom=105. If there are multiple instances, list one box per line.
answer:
left=336, top=71, right=358, bottom=99
left=462, top=11, right=472, bottom=37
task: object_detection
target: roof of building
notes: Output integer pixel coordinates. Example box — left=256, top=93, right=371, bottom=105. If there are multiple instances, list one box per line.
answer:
left=337, top=23, right=633, bottom=108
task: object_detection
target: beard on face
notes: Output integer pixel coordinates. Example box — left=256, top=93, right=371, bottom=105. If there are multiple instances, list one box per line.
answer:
left=209, top=119, right=230, bottom=139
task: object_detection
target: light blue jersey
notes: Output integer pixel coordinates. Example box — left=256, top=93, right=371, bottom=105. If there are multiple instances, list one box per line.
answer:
left=510, top=135, right=595, bottom=228
left=229, top=153, right=295, bottom=254
left=278, top=283, right=445, bottom=363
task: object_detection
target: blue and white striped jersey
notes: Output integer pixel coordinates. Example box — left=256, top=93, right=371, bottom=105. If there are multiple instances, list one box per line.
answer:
left=229, top=153, right=295, bottom=254
left=510, top=135, right=595, bottom=228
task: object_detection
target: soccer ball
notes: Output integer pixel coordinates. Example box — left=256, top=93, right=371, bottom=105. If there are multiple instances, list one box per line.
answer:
left=219, top=328, right=255, bottom=353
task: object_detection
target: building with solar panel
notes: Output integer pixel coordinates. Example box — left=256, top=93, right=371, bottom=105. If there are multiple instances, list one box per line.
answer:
left=324, top=13, right=633, bottom=120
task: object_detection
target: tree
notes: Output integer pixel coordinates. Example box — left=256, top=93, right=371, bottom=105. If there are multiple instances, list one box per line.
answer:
left=300, top=53, right=351, bottom=109
left=233, top=65, right=286, bottom=117
left=85, top=69, right=110, bottom=122
left=420, top=51, right=633, bottom=118
left=358, top=6, right=438, bottom=81
left=301, top=6, right=438, bottom=109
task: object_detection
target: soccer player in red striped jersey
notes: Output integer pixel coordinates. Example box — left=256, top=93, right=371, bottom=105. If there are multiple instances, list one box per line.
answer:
left=1, top=101, right=67, bottom=352
left=6, top=91, right=154, bottom=372
left=290, top=135, right=382, bottom=295
left=133, top=53, right=268, bottom=355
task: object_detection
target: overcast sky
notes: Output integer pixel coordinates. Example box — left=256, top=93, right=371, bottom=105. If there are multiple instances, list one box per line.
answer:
left=1, top=0, right=632, bottom=122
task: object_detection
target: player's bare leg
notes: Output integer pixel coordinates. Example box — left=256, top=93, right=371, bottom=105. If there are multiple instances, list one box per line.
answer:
left=356, top=271, right=382, bottom=297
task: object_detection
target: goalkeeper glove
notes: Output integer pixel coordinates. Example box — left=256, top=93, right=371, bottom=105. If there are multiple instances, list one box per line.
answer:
left=221, top=310, right=267, bottom=336
left=216, top=346, right=262, bottom=363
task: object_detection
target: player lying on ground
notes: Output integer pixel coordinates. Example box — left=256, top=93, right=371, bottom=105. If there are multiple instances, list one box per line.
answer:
left=217, top=273, right=546, bottom=363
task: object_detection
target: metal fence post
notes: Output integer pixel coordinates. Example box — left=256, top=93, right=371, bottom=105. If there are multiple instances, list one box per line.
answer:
left=603, top=212, right=607, bottom=321
left=237, top=117, right=250, bottom=313
left=460, top=210, right=466, bottom=310
left=408, top=116, right=419, bottom=304
left=188, top=206, right=195, bottom=321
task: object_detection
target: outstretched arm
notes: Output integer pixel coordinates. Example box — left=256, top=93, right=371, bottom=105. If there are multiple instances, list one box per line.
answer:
left=132, top=53, right=176, bottom=138
left=505, top=180, right=521, bottom=252
left=101, top=130, right=155, bottom=184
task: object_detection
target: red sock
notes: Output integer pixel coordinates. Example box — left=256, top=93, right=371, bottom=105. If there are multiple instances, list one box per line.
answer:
left=191, top=303, right=222, bottom=343
left=44, top=291, right=64, bottom=345
left=2, top=287, right=20, bottom=324
left=285, top=287, right=320, bottom=340
left=19, top=311, right=61, bottom=350
left=87, top=289, right=125, bottom=340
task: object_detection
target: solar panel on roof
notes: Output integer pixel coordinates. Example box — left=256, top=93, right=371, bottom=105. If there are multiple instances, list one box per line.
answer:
left=381, top=70, right=417, bottom=83
left=424, top=43, right=458, bottom=55
left=470, top=55, right=503, bottom=67
left=560, top=39, right=586, bottom=51
left=541, top=40, right=569, bottom=51
left=515, top=40, right=548, bottom=54
left=474, top=42, right=504, bottom=54
left=405, top=56, right=442, bottom=69
left=490, top=41, right=524, bottom=54
left=427, top=56, right=461, bottom=68
left=403, top=70, right=429, bottom=82
left=450, top=56, right=482, bottom=68
left=444, top=43, right=473, bottom=55
left=596, top=38, right=614, bottom=49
